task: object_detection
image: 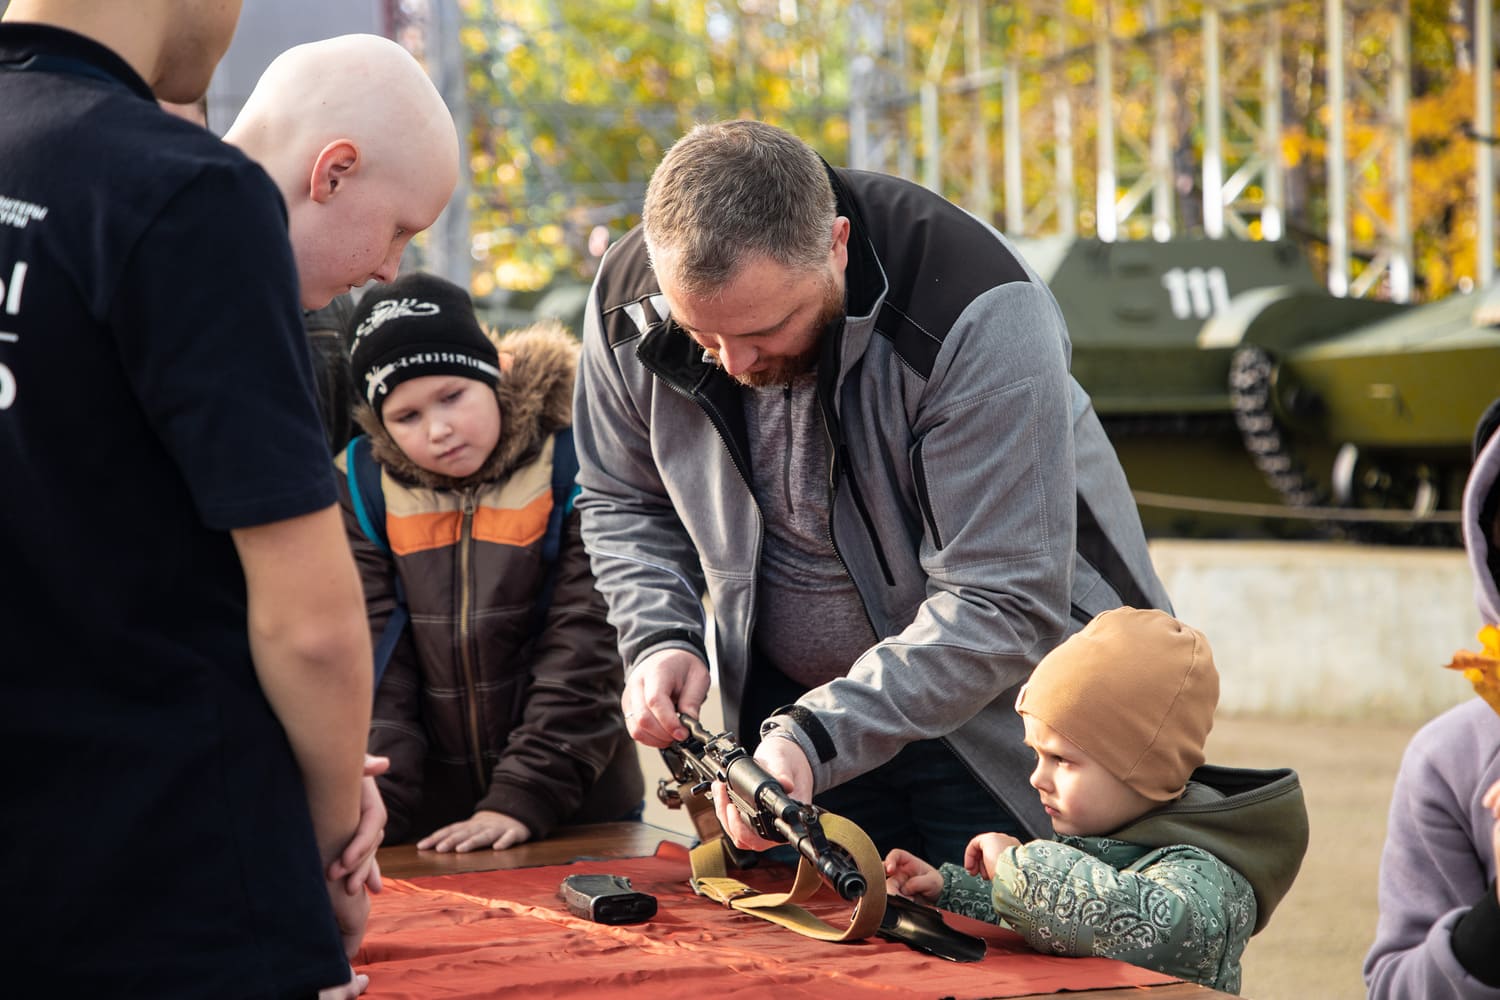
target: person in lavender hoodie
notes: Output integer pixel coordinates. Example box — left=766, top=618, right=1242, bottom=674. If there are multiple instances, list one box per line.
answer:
left=1364, top=398, right=1500, bottom=998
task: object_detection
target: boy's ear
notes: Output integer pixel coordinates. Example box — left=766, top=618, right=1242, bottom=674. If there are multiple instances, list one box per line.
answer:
left=309, top=139, right=360, bottom=203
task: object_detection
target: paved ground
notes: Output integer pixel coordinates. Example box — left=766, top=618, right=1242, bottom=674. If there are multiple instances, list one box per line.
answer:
left=641, top=710, right=1426, bottom=1000
left=1208, top=714, right=1421, bottom=1000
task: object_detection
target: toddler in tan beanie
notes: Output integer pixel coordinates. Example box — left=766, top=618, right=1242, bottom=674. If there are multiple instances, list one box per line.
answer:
left=1017, top=605, right=1218, bottom=812
left=884, top=608, right=1308, bottom=995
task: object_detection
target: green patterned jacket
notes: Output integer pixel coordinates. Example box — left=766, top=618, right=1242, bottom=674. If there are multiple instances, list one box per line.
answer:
left=935, top=765, right=1308, bottom=995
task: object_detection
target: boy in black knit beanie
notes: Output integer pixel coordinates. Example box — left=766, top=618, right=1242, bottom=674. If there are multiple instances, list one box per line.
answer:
left=339, top=272, right=643, bottom=852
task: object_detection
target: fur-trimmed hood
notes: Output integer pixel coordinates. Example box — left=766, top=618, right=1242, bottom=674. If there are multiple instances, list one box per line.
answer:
left=355, top=319, right=579, bottom=491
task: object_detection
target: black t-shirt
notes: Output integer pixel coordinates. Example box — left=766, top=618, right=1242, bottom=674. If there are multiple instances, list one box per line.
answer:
left=0, top=25, right=347, bottom=996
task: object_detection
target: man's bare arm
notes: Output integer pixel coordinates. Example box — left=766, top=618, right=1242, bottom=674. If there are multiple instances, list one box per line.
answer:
left=232, top=505, right=372, bottom=866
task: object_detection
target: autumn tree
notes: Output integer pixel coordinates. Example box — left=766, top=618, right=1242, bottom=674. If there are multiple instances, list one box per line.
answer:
left=461, top=0, right=1495, bottom=303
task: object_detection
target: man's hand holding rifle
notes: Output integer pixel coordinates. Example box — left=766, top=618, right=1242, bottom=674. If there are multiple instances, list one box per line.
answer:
left=659, top=714, right=867, bottom=902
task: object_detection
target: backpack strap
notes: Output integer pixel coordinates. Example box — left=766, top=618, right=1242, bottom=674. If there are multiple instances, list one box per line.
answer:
left=344, top=435, right=389, bottom=553
left=532, top=427, right=580, bottom=635
left=343, top=430, right=576, bottom=686
left=343, top=435, right=409, bottom=693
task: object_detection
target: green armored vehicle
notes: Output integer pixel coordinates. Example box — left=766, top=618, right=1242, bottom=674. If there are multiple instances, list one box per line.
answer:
left=1016, top=236, right=1500, bottom=543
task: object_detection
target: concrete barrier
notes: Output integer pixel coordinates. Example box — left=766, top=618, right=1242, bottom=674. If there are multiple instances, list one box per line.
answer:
left=1150, top=539, right=1482, bottom=723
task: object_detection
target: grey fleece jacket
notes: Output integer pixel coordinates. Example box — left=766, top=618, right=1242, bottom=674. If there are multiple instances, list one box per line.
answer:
left=573, top=167, right=1170, bottom=837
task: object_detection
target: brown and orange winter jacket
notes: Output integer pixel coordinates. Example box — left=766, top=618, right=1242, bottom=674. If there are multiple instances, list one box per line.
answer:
left=336, top=322, right=643, bottom=844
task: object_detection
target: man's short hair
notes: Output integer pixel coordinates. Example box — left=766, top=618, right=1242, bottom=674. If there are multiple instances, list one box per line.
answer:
left=642, top=120, right=836, bottom=296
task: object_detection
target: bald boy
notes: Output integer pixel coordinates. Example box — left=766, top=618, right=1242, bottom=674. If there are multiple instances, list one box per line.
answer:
left=226, top=33, right=459, bottom=310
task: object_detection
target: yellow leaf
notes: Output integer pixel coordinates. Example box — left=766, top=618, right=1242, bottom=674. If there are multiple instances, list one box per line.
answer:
left=1446, top=627, right=1500, bottom=716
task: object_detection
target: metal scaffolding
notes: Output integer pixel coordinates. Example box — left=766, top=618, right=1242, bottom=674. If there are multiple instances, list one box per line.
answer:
left=874, top=0, right=1460, bottom=300
left=1478, top=0, right=1495, bottom=287
left=401, top=0, right=1495, bottom=299
left=1323, top=0, right=1412, bottom=300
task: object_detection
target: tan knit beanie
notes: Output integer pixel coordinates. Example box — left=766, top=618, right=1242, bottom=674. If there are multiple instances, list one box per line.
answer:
left=1016, top=607, right=1219, bottom=802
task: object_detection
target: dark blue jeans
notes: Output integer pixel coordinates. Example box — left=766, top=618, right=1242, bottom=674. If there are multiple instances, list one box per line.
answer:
left=741, top=662, right=1025, bottom=866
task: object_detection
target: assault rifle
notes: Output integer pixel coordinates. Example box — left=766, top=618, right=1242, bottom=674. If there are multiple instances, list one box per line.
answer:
left=657, top=713, right=868, bottom=902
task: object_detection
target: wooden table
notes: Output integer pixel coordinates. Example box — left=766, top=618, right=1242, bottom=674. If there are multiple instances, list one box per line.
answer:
left=377, top=820, right=695, bottom=878
left=376, top=822, right=1235, bottom=1000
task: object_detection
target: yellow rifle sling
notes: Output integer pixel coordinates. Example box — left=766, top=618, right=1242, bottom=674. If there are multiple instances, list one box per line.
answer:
left=687, top=812, right=887, bottom=942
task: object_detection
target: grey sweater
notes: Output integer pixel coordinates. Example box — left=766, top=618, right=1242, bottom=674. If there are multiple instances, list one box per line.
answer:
left=745, top=372, right=876, bottom=688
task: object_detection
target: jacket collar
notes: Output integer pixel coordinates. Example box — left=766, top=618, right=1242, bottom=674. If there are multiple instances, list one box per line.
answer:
left=633, top=306, right=753, bottom=482
left=824, top=165, right=888, bottom=396
left=1108, top=764, right=1308, bottom=935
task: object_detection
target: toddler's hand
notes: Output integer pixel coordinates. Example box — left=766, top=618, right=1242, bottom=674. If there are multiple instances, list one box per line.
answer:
left=884, top=848, right=942, bottom=904
left=964, top=831, right=1021, bottom=879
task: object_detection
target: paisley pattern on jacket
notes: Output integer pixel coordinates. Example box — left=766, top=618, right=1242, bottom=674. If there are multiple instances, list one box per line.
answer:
left=937, top=835, right=1254, bottom=993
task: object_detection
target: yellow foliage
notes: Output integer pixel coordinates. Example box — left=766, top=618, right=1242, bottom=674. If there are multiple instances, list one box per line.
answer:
left=462, top=2, right=1496, bottom=297
left=493, top=258, right=550, bottom=292
left=1281, top=135, right=1303, bottom=169
left=1447, top=625, right=1500, bottom=717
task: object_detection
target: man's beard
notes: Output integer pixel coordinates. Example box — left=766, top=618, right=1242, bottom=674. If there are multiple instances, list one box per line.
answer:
left=713, top=278, right=845, bottom=389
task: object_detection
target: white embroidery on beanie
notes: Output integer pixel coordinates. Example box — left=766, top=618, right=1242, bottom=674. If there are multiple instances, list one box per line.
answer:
left=365, top=361, right=399, bottom=402
left=354, top=297, right=441, bottom=344
left=363, top=354, right=502, bottom=404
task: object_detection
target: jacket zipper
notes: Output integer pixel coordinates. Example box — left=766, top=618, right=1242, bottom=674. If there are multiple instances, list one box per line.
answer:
left=820, top=414, right=883, bottom=639
left=810, top=317, right=896, bottom=588
left=783, top=374, right=883, bottom=641
left=458, top=490, right=487, bottom=792
left=639, top=351, right=756, bottom=490
left=834, top=451, right=896, bottom=586
left=813, top=361, right=896, bottom=589
left=637, top=350, right=763, bottom=690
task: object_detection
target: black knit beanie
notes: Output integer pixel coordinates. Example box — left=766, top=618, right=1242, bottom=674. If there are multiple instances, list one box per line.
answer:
left=346, top=272, right=500, bottom=414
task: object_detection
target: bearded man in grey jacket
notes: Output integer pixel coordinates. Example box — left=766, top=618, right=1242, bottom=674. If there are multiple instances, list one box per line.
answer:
left=573, top=119, right=1171, bottom=858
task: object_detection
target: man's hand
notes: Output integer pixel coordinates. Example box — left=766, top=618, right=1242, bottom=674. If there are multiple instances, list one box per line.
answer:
left=963, top=831, right=1022, bottom=880
left=316, top=965, right=369, bottom=1000
left=712, top=735, right=813, bottom=851
left=327, top=875, right=371, bottom=959
left=417, top=810, right=532, bottom=853
left=622, top=648, right=711, bottom=748
left=884, top=849, right=942, bottom=904
left=328, top=755, right=390, bottom=895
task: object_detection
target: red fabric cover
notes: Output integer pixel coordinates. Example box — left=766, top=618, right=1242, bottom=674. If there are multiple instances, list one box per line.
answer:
left=354, top=843, right=1178, bottom=998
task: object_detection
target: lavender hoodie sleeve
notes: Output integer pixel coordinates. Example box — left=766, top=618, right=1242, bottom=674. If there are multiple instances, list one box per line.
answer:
left=1363, top=700, right=1500, bottom=999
